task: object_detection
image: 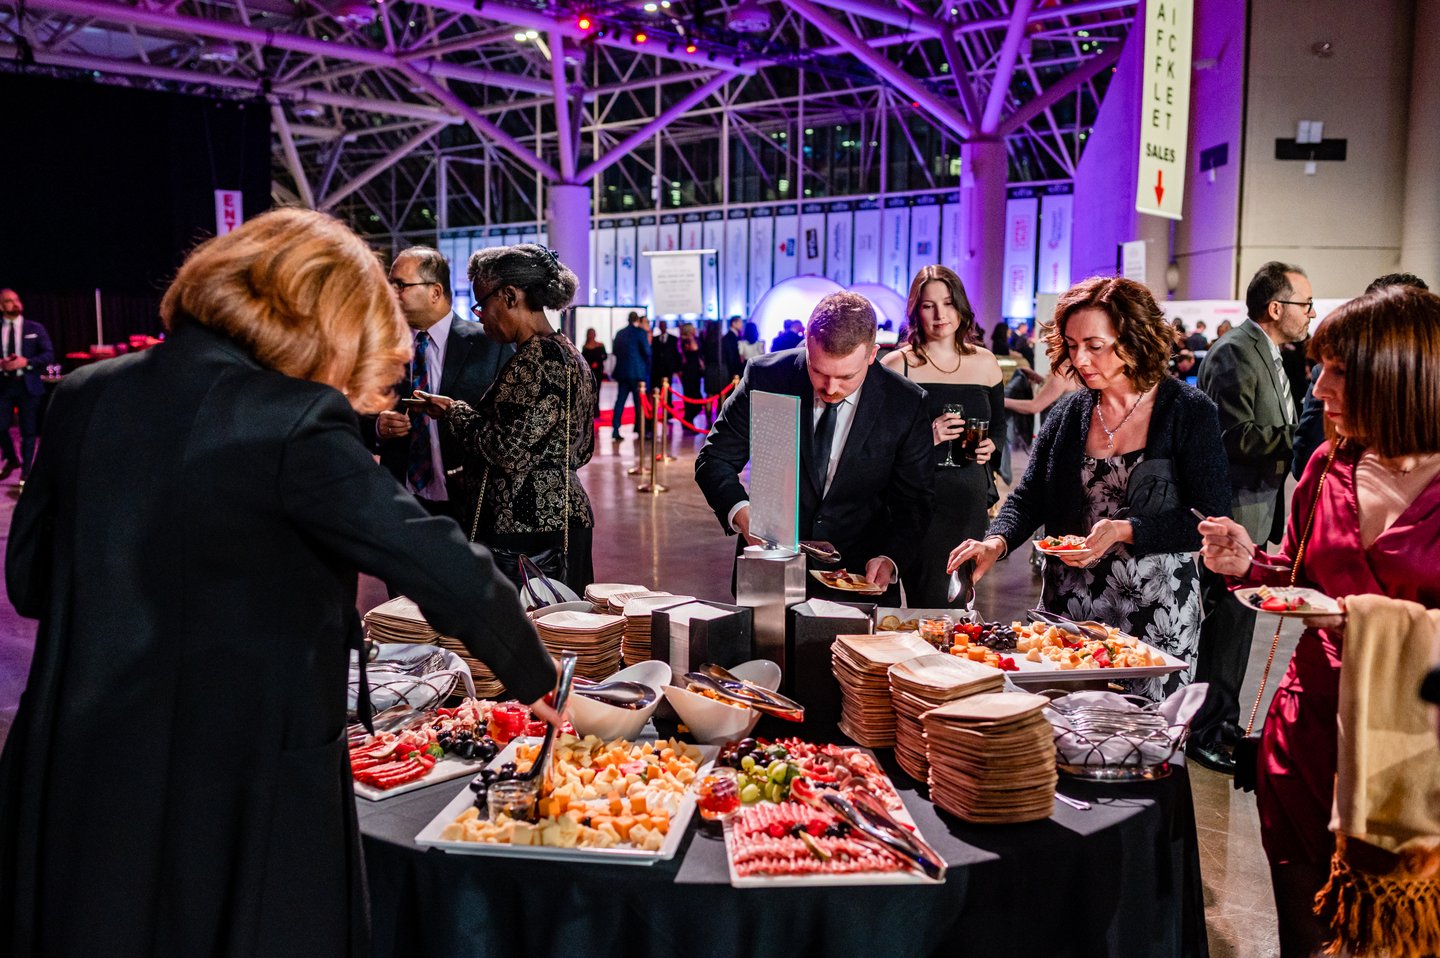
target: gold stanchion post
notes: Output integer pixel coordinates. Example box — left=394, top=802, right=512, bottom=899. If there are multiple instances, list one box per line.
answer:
left=637, top=387, right=668, bottom=494
left=625, top=383, right=649, bottom=477
left=656, top=379, right=676, bottom=462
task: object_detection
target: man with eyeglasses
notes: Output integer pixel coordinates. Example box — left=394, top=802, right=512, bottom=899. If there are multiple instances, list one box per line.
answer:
left=1188, top=261, right=1314, bottom=773
left=371, top=246, right=511, bottom=523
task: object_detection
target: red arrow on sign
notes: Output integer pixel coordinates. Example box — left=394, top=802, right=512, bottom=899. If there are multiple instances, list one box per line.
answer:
left=1154, top=169, right=1165, bottom=205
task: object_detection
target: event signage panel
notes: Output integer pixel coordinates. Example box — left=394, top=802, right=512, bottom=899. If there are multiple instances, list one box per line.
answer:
left=1136, top=0, right=1193, bottom=220
left=1002, top=195, right=1039, bottom=319
left=213, top=189, right=243, bottom=235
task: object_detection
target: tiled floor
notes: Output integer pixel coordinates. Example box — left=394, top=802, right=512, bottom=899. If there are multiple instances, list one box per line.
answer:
left=0, top=400, right=1302, bottom=956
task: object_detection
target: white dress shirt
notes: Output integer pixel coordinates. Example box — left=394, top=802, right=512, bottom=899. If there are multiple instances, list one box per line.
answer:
left=2, top=317, right=24, bottom=376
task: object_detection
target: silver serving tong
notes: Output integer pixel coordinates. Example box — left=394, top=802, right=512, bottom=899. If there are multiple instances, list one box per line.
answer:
left=346, top=705, right=430, bottom=744
left=799, top=540, right=842, bottom=565
left=684, top=668, right=805, bottom=722
left=821, top=792, right=945, bottom=880
left=521, top=652, right=579, bottom=794
left=947, top=559, right=976, bottom=608
left=699, top=663, right=807, bottom=719
left=1027, top=608, right=1109, bottom=643
left=571, top=677, right=657, bottom=711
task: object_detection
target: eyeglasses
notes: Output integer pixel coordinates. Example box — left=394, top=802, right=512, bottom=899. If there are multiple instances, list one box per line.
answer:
left=1273, top=299, right=1315, bottom=312
left=469, top=287, right=502, bottom=319
left=390, top=279, right=437, bottom=292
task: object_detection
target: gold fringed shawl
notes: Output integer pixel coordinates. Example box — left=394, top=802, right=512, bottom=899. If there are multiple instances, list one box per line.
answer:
left=1317, top=593, right=1440, bottom=957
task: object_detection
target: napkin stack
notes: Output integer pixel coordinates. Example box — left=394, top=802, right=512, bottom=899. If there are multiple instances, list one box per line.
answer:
left=619, top=593, right=692, bottom=667
left=364, top=596, right=503, bottom=697
left=887, top=654, right=1004, bottom=782
left=923, top=692, right=1057, bottom=824
left=830, top=632, right=933, bottom=748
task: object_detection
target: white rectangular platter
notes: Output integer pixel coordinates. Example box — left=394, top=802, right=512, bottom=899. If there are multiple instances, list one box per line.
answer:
left=415, top=739, right=717, bottom=865
left=353, top=752, right=491, bottom=802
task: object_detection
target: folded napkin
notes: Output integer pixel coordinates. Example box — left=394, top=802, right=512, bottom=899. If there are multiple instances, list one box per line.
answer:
left=1317, top=593, right=1440, bottom=958
left=1045, top=684, right=1206, bottom=767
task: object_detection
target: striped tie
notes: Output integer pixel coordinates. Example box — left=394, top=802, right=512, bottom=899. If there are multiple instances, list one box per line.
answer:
left=1273, top=354, right=1295, bottom=425
left=407, top=330, right=436, bottom=494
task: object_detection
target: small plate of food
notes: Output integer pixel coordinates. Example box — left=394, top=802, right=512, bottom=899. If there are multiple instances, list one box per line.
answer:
left=1033, top=535, right=1089, bottom=555
left=1234, top=585, right=1342, bottom=617
left=810, top=570, right=885, bottom=594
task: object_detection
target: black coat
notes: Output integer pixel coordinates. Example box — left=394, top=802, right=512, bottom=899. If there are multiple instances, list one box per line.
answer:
left=694, top=348, right=935, bottom=588
left=2, top=318, right=55, bottom=397
left=0, top=321, right=555, bottom=957
left=372, top=316, right=513, bottom=503
left=987, top=376, right=1231, bottom=556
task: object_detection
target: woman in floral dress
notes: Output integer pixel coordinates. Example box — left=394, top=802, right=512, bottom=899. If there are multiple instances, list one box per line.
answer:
left=949, top=276, right=1230, bottom=700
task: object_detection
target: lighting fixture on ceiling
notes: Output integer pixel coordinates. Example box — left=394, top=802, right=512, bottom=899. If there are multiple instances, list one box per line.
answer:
left=576, top=14, right=593, bottom=30
left=726, top=1, right=771, bottom=33
left=292, top=102, right=325, bottom=118
left=331, top=0, right=376, bottom=26
left=197, top=41, right=240, bottom=62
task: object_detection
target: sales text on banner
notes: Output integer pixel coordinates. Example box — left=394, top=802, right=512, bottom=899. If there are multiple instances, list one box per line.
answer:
left=1135, top=0, right=1193, bottom=220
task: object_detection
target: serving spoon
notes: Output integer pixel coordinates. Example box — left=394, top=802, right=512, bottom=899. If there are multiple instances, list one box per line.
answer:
left=1027, top=608, right=1110, bottom=643
left=571, top=678, right=657, bottom=711
left=698, top=663, right=806, bottom=716
left=522, top=652, right=579, bottom=794
left=683, top=671, right=805, bottom=722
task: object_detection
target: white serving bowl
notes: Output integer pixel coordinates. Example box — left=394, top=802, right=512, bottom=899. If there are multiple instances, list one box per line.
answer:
left=527, top=601, right=595, bottom=620
left=567, top=660, right=674, bottom=741
left=661, top=659, right=783, bottom=745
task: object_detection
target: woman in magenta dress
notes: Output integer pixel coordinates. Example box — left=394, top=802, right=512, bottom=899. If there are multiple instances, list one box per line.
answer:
left=1198, top=283, right=1440, bottom=957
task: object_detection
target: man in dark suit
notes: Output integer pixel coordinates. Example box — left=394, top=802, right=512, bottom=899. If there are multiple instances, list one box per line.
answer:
left=650, top=321, right=681, bottom=391
left=771, top=319, right=804, bottom=352
left=721, top=315, right=744, bottom=381
left=0, top=288, right=55, bottom=483
left=610, top=311, right=650, bottom=441
left=695, top=292, right=934, bottom=600
left=373, top=247, right=510, bottom=523
left=1189, top=261, right=1314, bottom=772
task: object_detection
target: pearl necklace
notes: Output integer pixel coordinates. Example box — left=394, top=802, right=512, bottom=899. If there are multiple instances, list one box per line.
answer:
left=1094, top=388, right=1151, bottom=449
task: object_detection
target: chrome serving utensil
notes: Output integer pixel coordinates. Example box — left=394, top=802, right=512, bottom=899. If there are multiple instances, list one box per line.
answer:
left=698, top=663, right=806, bottom=713
left=571, top=678, right=657, bottom=711
left=522, top=652, right=579, bottom=792
left=849, top=790, right=948, bottom=872
left=799, top=540, right=842, bottom=565
left=947, top=559, right=976, bottom=608
left=685, top=669, right=805, bottom=722
left=1027, top=608, right=1109, bottom=643
left=820, top=792, right=944, bottom=880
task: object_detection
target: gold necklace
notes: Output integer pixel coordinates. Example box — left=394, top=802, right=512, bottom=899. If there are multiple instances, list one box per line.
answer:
left=1094, top=388, right=1151, bottom=449
left=922, top=348, right=961, bottom=375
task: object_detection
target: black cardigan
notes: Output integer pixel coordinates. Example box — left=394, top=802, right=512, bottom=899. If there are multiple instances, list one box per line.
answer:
left=987, top=376, right=1231, bottom=557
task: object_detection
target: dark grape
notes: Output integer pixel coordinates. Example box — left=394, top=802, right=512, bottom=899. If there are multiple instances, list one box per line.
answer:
left=500, top=761, right=517, bottom=774
left=458, top=740, right=477, bottom=760
left=477, top=740, right=499, bottom=762
left=456, top=729, right=473, bottom=742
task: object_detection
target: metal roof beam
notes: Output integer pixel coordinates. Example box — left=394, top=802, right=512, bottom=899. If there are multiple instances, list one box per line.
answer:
left=319, top=121, right=446, bottom=210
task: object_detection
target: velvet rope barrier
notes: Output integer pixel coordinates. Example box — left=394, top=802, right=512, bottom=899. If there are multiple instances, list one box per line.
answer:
left=638, top=379, right=737, bottom=434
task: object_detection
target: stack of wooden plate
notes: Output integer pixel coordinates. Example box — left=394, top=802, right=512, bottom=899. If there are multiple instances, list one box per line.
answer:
left=922, top=692, right=1057, bottom=824
left=887, top=654, right=1004, bottom=782
left=363, top=596, right=504, bottom=697
left=831, top=632, right=933, bottom=748
left=618, top=593, right=692, bottom=666
left=583, top=582, right=647, bottom=614
left=533, top=609, right=626, bottom=680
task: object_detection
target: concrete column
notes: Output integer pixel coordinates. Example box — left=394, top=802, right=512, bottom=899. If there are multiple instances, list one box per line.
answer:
left=546, top=182, right=591, bottom=306
left=957, top=138, right=1008, bottom=327
left=1401, top=0, right=1440, bottom=282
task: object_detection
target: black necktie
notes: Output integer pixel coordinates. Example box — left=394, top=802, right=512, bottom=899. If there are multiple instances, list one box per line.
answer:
left=812, top=400, right=840, bottom=493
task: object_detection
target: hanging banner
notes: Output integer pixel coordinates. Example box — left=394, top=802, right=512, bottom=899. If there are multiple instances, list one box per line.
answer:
left=1037, top=190, right=1073, bottom=294
left=594, top=222, right=617, bottom=306
left=657, top=214, right=681, bottom=252
left=1002, top=193, right=1039, bottom=319
left=851, top=204, right=882, bottom=284
left=1136, top=0, right=1194, bottom=219
left=825, top=202, right=853, bottom=286
left=799, top=202, right=826, bottom=275
left=701, top=213, right=724, bottom=320
left=748, top=209, right=775, bottom=306
left=880, top=199, right=911, bottom=297
left=214, top=189, right=243, bottom=236
left=646, top=250, right=707, bottom=317
left=908, top=198, right=940, bottom=280
left=772, top=205, right=799, bottom=282
left=634, top=217, right=658, bottom=311
left=940, top=194, right=962, bottom=272
left=614, top=220, right=638, bottom=305
left=724, top=211, right=749, bottom=319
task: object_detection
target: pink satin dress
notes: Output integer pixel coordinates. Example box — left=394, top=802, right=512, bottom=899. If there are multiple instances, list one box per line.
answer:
left=1239, top=442, right=1440, bottom=866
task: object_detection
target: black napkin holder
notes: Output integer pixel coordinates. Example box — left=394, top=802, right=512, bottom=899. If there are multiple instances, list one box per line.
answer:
left=651, top=601, right=753, bottom=674
left=785, top=601, right=876, bottom=727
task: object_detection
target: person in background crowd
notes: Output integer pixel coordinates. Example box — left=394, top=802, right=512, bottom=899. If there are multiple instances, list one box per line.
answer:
left=737, top=321, right=764, bottom=364
left=1216, top=319, right=1234, bottom=340
left=948, top=276, right=1229, bottom=702
left=1198, top=285, right=1440, bottom=957
left=881, top=266, right=1003, bottom=608
left=1185, top=321, right=1209, bottom=352
left=1009, top=322, right=1035, bottom=366
left=697, top=292, right=934, bottom=603
left=412, top=244, right=597, bottom=594
left=721, top=315, right=744, bottom=380
left=650, top=320, right=681, bottom=391
left=771, top=319, right=804, bottom=352
left=610, top=311, right=650, bottom=442
left=0, top=209, right=560, bottom=956
left=678, top=321, right=704, bottom=401
left=1292, top=272, right=1429, bottom=479
left=581, top=327, right=607, bottom=389
left=371, top=247, right=510, bottom=524
left=1188, top=261, right=1314, bottom=772
left=1171, top=349, right=1197, bottom=380
left=0, top=288, right=54, bottom=485
left=989, top=322, right=1011, bottom=356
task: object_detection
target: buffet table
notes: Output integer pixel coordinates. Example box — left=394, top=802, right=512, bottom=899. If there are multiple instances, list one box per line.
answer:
left=358, top=747, right=1207, bottom=958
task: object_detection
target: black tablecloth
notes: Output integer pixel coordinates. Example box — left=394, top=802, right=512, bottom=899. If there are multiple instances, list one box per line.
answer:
left=358, top=750, right=1207, bottom=958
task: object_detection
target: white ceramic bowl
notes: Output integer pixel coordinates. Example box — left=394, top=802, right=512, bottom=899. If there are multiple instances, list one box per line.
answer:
left=567, top=660, right=674, bottom=741
left=527, top=601, right=595, bottom=620
left=661, top=659, right=783, bottom=745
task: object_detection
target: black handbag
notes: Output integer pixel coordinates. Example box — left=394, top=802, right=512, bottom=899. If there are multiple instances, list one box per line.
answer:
left=1232, top=443, right=1338, bottom=792
left=1123, top=457, right=1180, bottom=517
